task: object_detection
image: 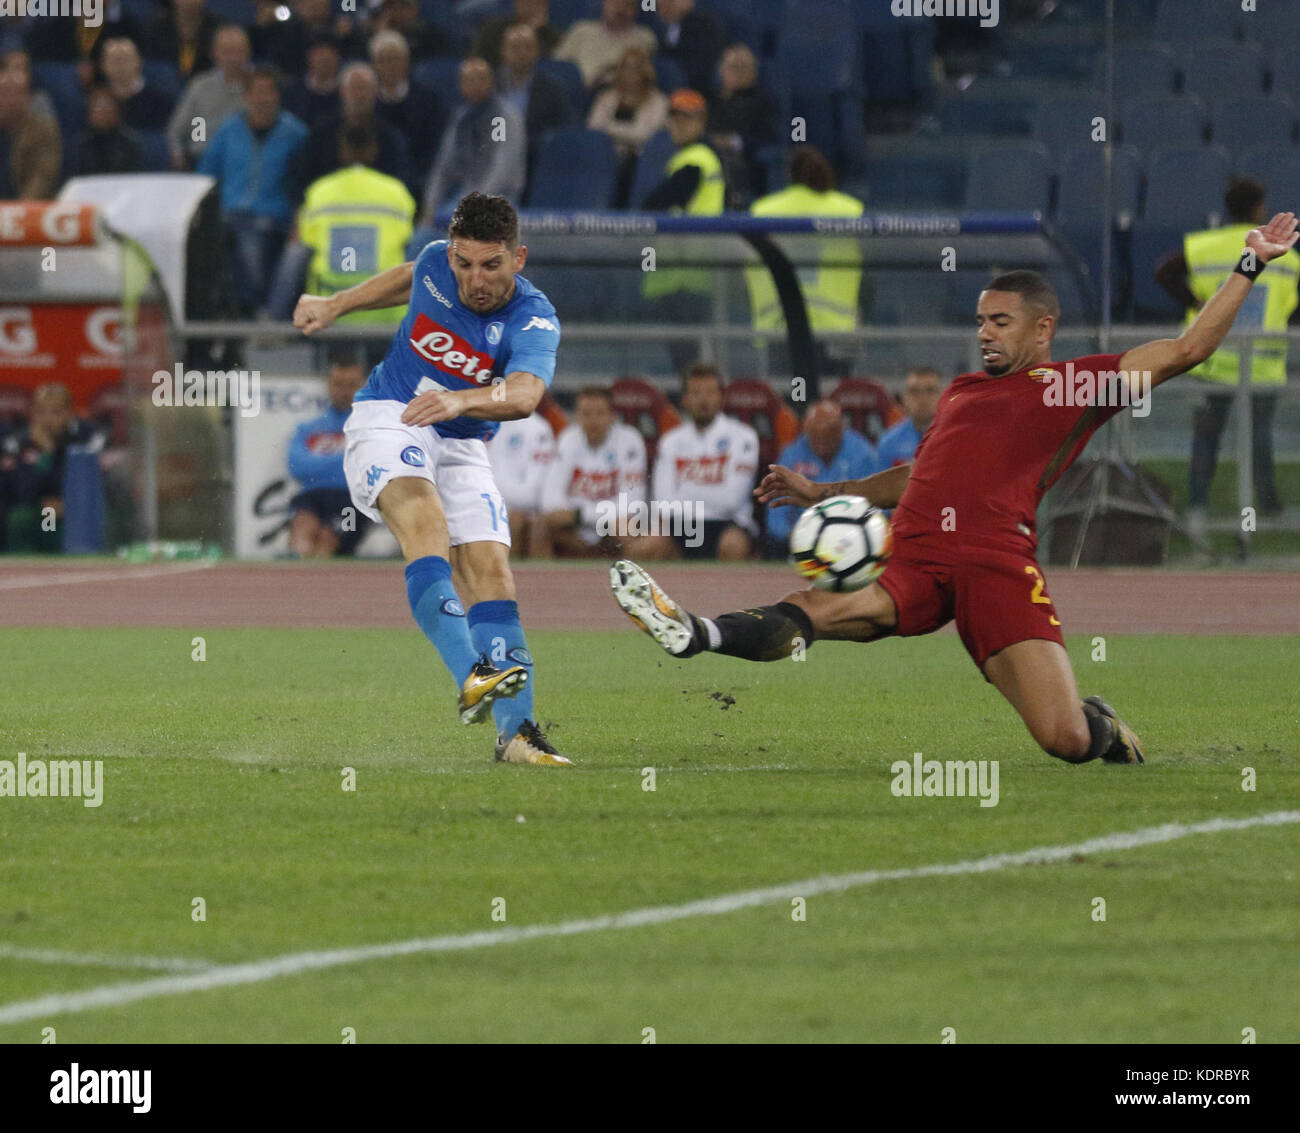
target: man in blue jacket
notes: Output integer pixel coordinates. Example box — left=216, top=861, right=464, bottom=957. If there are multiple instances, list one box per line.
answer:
left=762, top=399, right=879, bottom=557
left=199, top=66, right=309, bottom=315
left=286, top=352, right=373, bottom=557
left=876, top=366, right=943, bottom=468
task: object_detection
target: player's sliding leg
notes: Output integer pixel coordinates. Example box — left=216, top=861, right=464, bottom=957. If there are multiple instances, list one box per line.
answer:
left=982, top=640, right=1144, bottom=764
left=452, top=538, right=572, bottom=767
left=377, top=477, right=527, bottom=726
left=610, top=559, right=897, bottom=661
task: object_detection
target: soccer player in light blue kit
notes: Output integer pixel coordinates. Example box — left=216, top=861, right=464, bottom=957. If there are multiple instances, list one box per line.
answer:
left=293, top=193, right=571, bottom=765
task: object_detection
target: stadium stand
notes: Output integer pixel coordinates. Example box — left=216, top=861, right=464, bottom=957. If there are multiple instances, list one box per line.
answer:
left=526, top=127, right=618, bottom=208
left=1180, top=41, right=1268, bottom=102
left=1120, top=95, right=1208, bottom=150
left=964, top=143, right=1053, bottom=214
left=1095, top=44, right=1179, bottom=101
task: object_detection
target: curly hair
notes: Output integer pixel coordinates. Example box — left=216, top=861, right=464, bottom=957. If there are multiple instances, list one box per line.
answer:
left=448, top=192, right=520, bottom=248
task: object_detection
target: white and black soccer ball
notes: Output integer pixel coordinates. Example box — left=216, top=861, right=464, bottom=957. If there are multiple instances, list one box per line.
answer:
left=789, top=495, right=892, bottom=592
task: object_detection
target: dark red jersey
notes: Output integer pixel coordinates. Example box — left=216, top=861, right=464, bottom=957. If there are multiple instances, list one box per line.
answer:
left=891, top=353, right=1127, bottom=555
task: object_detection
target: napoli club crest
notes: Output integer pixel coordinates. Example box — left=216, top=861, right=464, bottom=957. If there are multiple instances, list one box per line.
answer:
left=486, top=321, right=504, bottom=346
left=717, top=436, right=730, bottom=453
left=401, top=445, right=426, bottom=467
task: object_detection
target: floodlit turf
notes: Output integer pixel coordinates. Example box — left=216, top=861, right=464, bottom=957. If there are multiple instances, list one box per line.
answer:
left=0, top=626, right=1296, bottom=1043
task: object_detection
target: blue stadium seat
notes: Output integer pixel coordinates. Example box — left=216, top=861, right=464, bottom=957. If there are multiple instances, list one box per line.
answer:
left=1131, top=146, right=1231, bottom=317
left=535, top=58, right=587, bottom=120
left=1239, top=3, right=1300, bottom=50
left=546, top=0, right=600, bottom=32
left=1209, top=97, right=1299, bottom=160
left=696, top=0, right=763, bottom=54
left=865, top=150, right=966, bottom=210
left=1181, top=40, right=1268, bottom=101
left=777, top=0, right=861, bottom=99
left=1154, top=0, right=1242, bottom=43
left=141, top=60, right=181, bottom=102
left=867, top=269, right=953, bottom=327
left=963, top=143, right=1053, bottom=214
left=1032, top=97, right=1109, bottom=161
left=206, top=0, right=256, bottom=25
left=862, top=18, right=935, bottom=105
left=1270, top=51, right=1300, bottom=102
left=1235, top=147, right=1300, bottom=217
left=136, top=129, right=171, bottom=173
left=1095, top=43, right=1178, bottom=101
left=1055, top=144, right=1143, bottom=226
left=630, top=129, right=677, bottom=209
left=414, top=59, right=462, bottom=101
left=937, top=93, right=1035, bottom=136
left=652, top=55, right=687, bottom=95
left=750, top=0, right=791, bottom=57
left=526, top=127, right=618, bottom=208
left=1120, top=95, right=1207, bottom=149
left=31, top=61, right=84, bottom=138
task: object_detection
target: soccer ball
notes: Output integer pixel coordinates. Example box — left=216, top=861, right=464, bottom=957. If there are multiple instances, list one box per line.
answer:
left=789, top=495, right=892, bottom=592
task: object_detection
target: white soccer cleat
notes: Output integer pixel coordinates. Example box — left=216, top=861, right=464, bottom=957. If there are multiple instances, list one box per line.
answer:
left=609, top=559, right=701, bottom=657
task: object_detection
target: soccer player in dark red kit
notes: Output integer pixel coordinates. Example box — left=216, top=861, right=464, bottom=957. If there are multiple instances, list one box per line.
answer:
left=612, top=211, right=1298, bottom=765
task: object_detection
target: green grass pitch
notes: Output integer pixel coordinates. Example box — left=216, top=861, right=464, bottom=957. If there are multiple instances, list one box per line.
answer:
left=0, top=626, right=1295, bottom=1043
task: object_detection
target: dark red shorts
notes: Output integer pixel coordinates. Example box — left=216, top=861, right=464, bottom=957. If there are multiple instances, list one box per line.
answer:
left=875, top=539, right=1065, bottom=671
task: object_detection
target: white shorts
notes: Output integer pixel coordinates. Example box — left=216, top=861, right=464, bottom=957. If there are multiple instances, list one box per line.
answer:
left=343, top=400, right=510, bottom=547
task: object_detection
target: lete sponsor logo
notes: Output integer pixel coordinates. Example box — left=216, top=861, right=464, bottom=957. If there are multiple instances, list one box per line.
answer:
left=408, top=314, right=495, bottom=384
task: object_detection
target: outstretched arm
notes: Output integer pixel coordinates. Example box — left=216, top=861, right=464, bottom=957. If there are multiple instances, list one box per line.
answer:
left=755, top=461, right=913, bottom=510
left=1120, top=211, right=1298, bottom=391
left=293, top=262, right=415, bottom=334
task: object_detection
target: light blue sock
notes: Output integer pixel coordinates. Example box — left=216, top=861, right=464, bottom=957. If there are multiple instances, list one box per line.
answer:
left=468, top=599, right=534, bottom=739
left=405, top=556, right=478, bottom=687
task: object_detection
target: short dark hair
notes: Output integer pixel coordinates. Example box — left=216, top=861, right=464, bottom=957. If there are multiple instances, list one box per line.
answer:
left=683, top=361, right=724, bottom=392
left=448, top=192, right=519, bottom=247
left=789, top=145, right=835, bottom=193
left=984, top=270, right=1060, bottom=320
left=248, top=64, right=281, bottom=90
left=576, top=385, right=613, bottom=406
left=1225, top=177, right=1266, bottom=224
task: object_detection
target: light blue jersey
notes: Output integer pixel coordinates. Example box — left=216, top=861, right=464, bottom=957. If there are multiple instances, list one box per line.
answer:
left=356, top=239, right=561, bottom=441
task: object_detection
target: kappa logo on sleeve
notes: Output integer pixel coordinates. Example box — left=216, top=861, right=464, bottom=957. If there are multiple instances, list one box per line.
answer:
left=522, top=315, right=558, bottom=333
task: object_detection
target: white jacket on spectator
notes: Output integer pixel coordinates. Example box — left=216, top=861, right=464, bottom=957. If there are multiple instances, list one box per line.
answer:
left=541, top=421, right=646, bottom=544
left=652, top=414, right=760, bottom=533
left=487, top=413, right=556, bottom=514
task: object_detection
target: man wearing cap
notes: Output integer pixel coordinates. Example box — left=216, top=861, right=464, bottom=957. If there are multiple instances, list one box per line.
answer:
left=640, top=88, right=726, bottom=372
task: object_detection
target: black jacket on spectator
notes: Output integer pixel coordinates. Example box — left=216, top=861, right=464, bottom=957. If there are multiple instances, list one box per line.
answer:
left=472, top=19, right=560, bottom=68
left=282, top=80, right=340, bottom=133
left=0, top=417, right=102, bottom=553
left=140, top=9, right=223, bottom=79
left=252, top=17, right=367, bottom=74
left=520, top=71, right=569, bottom=165
left=375, top=82, right=444, bottom=180
left=654, top=10, right=726, bottom=94
left=116, top=83, right=174, bottom=131
left=70, top=126, right=143, bottom=176
left=709, top=83, right=779, bottom=195
left=305, top=112, right=412, bottom=192
left=22, top=13, right=140, bottom=67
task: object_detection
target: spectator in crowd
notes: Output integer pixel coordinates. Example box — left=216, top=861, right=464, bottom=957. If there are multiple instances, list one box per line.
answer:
left=539, top=386, right=647, bottom=557
left=421, top=58, right=525, bottom=221
left=199, top=67, right=309, bottom=316
left=651, top=0, right=726, bottom=95
left=486, top=411, right=557, bottom=558
left=1, top=50, right=57, bottom=122
left=877, top=367, right=943, bottom=467
left=498, top=23, right=569, bottom=176
left=370, top=0, right=447, bottom=60
left=305, top=62, right=411, bottom=190
left=70, top=87, right=143, bottom=177
left=0, top=69, right=62, bottom=200
left=708, top=43, right=778, bottom=197
left=628, top=363, right=759, bottom=562
left=22, top=2, right=137, bottom=85
left=588, top=46, right=668, bottom=202
left=553, top=0, right=657, bottom=90
left=282, top=31, right=342, bottom=131
left=370, top=30, right=443, bottom=179
left=762, top=400, right=879, bottom=556
left=100, top=37, right=173, bottom=132
left=143, top=0, right=223, bottom=80
left=641, top=89, right=725, bottom=372
left=253, top=0, right=367, bottom=74
left=166, top=23, right=251, bottom=169
left=0, top=384, right=101, bottom=554
left=747, top=146, right=864, bottom=361
left=286, top=352, right=373, bottom=557
left=1156, top=178, right=1300, bottom=538
left=293, top=124, right=416, bottom=331
left=473, top=0, right=560, bottom=69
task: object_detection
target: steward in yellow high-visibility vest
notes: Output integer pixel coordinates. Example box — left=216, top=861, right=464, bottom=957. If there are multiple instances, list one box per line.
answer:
left=1154, top=177, right=1299, bottom=518
left=745, top=146, right=865, bottom=333
left=297, top=127, right=417, bottom=325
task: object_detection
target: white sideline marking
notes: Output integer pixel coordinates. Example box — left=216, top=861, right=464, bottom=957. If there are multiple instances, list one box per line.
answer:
left=0, top=561, right=216, bottom=591
left=0, top=945, right=213, bottom=973
left=1, top=810, right=1295, bottom=1026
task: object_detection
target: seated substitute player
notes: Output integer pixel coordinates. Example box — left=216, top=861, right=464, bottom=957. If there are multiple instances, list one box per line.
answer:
left=612, top=211, right=1298, bottom=765
left=625, top=362, right=759, bottom=561
left=539, top=385, right=646, bottom=557
left=293, top=192, right=571, bottom=766
left=486, top=410, right=557, bottom=558
left=286, top=351, right=374, bottom=558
